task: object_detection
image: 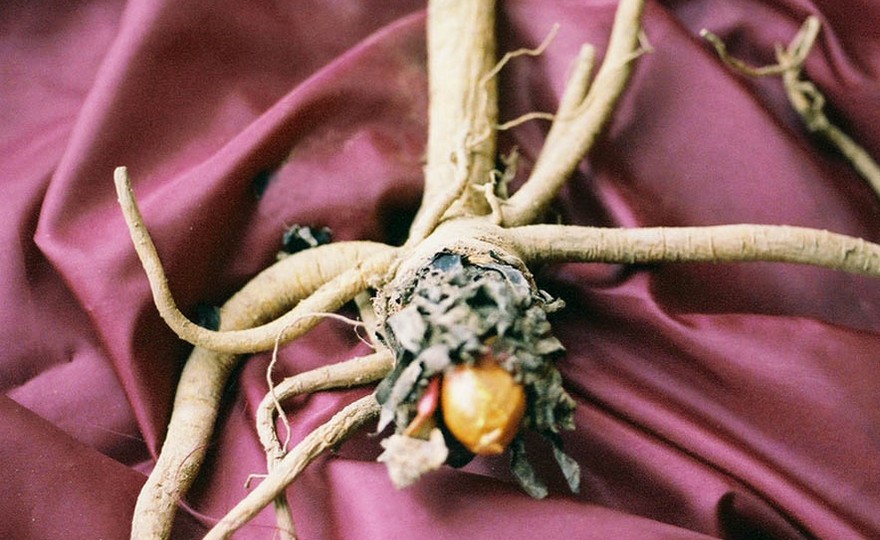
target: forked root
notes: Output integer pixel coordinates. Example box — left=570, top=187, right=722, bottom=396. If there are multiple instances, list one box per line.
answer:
left=258, top=351, right=394, bottom=539
left=259, top=350, right=395, bottom=463
left=701, top=17, right=880, bottom=199
left=118, top=164, right=395, bottom=539
left=205, top=394, right=381, bottom=540
left=130, top=244, right=387, bottom=540
left=502, top=0, right=647, bottom=227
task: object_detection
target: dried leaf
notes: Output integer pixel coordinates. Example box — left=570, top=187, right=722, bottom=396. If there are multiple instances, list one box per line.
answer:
left=377, top=361, right=423, bottom=433
left=552, top=443, right=581, bottom=494
left=377, top=251, right=578, bottom=495
left=378, top=428, right=449, bottom=489
left=510, top=437, right=548, bottom=499
left=280, top=224, right=331, bottom=254
left=386, top=307, right=428, bottom=353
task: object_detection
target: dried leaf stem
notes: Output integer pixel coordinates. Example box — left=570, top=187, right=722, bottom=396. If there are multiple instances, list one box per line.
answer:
left=701, top=17, right=880, bottom=199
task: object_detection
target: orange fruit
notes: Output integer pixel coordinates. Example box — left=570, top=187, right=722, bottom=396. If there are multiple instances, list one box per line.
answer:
left=441, top=357, right=526, bottom=455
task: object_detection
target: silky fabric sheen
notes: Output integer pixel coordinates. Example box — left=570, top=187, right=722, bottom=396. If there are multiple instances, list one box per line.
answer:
left=2, top=0, right=879, bottom=538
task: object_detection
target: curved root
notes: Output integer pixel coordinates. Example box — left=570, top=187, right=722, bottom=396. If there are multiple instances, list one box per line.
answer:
left=115, top=166, right=398, bottom=354
left=129, top=236, right=391, bottom=539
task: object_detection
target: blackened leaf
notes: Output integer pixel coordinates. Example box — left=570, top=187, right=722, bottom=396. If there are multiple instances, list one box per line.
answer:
left=510, top=437, right=548, bottom=499
left=375, top=358, right=405, bottom=405
left=431, top=252, right=463, bottom=273
left=281, top=225, right=332, bottom=254
left=312, top=227, right=332, bottom=245
left=192, top=303, right=221, bottom=331
left=542, top=430, right=580, bottom=493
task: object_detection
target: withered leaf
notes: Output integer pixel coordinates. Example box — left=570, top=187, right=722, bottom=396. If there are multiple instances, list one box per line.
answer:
left=377, top=360, right=423, bottom=433
left=510, top=436, right=548, bottom=499
left=378, top=428, right=449, bottom=489
left=280, top=224, right=331, bottom=254
left=552, top=443, right=581, bottom=494
left=386, top=307, right=427, bottom=353
left=377, top=250, right=579, bottom=497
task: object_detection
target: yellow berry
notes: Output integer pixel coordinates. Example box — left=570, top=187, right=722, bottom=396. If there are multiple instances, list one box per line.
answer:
left=441, top=357, right=526, bottom=455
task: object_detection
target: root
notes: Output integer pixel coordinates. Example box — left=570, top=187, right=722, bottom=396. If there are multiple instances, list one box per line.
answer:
left=410, top=21, right=561, bottom=243
left=204, top=394, right=381, bottom=540
left=411, top=0, right=499, bottom=233
left=508, top=223, right=880, bottom=277
left=701, top=17, right=880, bottom=200
left=115, top=166, right=397, bottom=354
left=264, top=313, right=369, bottom=453
left=503, top=0, right=647, bottom=227
left=480, top=23, right=559, bottom=88
left=260, top=350, right=394, bottom=463
left=119, top=0, right=880, bottom=538
left=259, top=351, right=394, bottom=538
left=129, top=241, right=389, bottom=540
left=406, top=129, right=475, bottom=244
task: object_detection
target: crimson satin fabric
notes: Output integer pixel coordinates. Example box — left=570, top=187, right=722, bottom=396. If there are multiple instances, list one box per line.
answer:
left=3, top=0, right=879, bottom=538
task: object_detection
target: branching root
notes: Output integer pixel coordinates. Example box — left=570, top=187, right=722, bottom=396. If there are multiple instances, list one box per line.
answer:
left=204, top=394, right=381, bottom=540
left=258, top=350, right=394, bottom=539
left=121, top=2, right=880, bottom=539
left=701, top=17, right=880, bottom=199
left=503, top=0, right=647, bottom=227
left=115, top=166, right=397, bottom=354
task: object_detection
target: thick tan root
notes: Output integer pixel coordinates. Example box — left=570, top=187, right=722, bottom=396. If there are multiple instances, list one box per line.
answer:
left=204, top=394, right=381, bottom=540
left=408, top=0, right=498, bottom=241
left=128, top=237, right=390, bottom=538
left=508, top=223, right=880, bottom=277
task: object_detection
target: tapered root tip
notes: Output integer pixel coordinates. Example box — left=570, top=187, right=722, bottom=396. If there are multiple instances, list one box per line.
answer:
left=114, top=166, right=131, bottom=201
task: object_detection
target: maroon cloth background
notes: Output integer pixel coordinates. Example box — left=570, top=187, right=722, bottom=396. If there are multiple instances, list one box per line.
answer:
left=3, top=0, right=879, bottom=538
